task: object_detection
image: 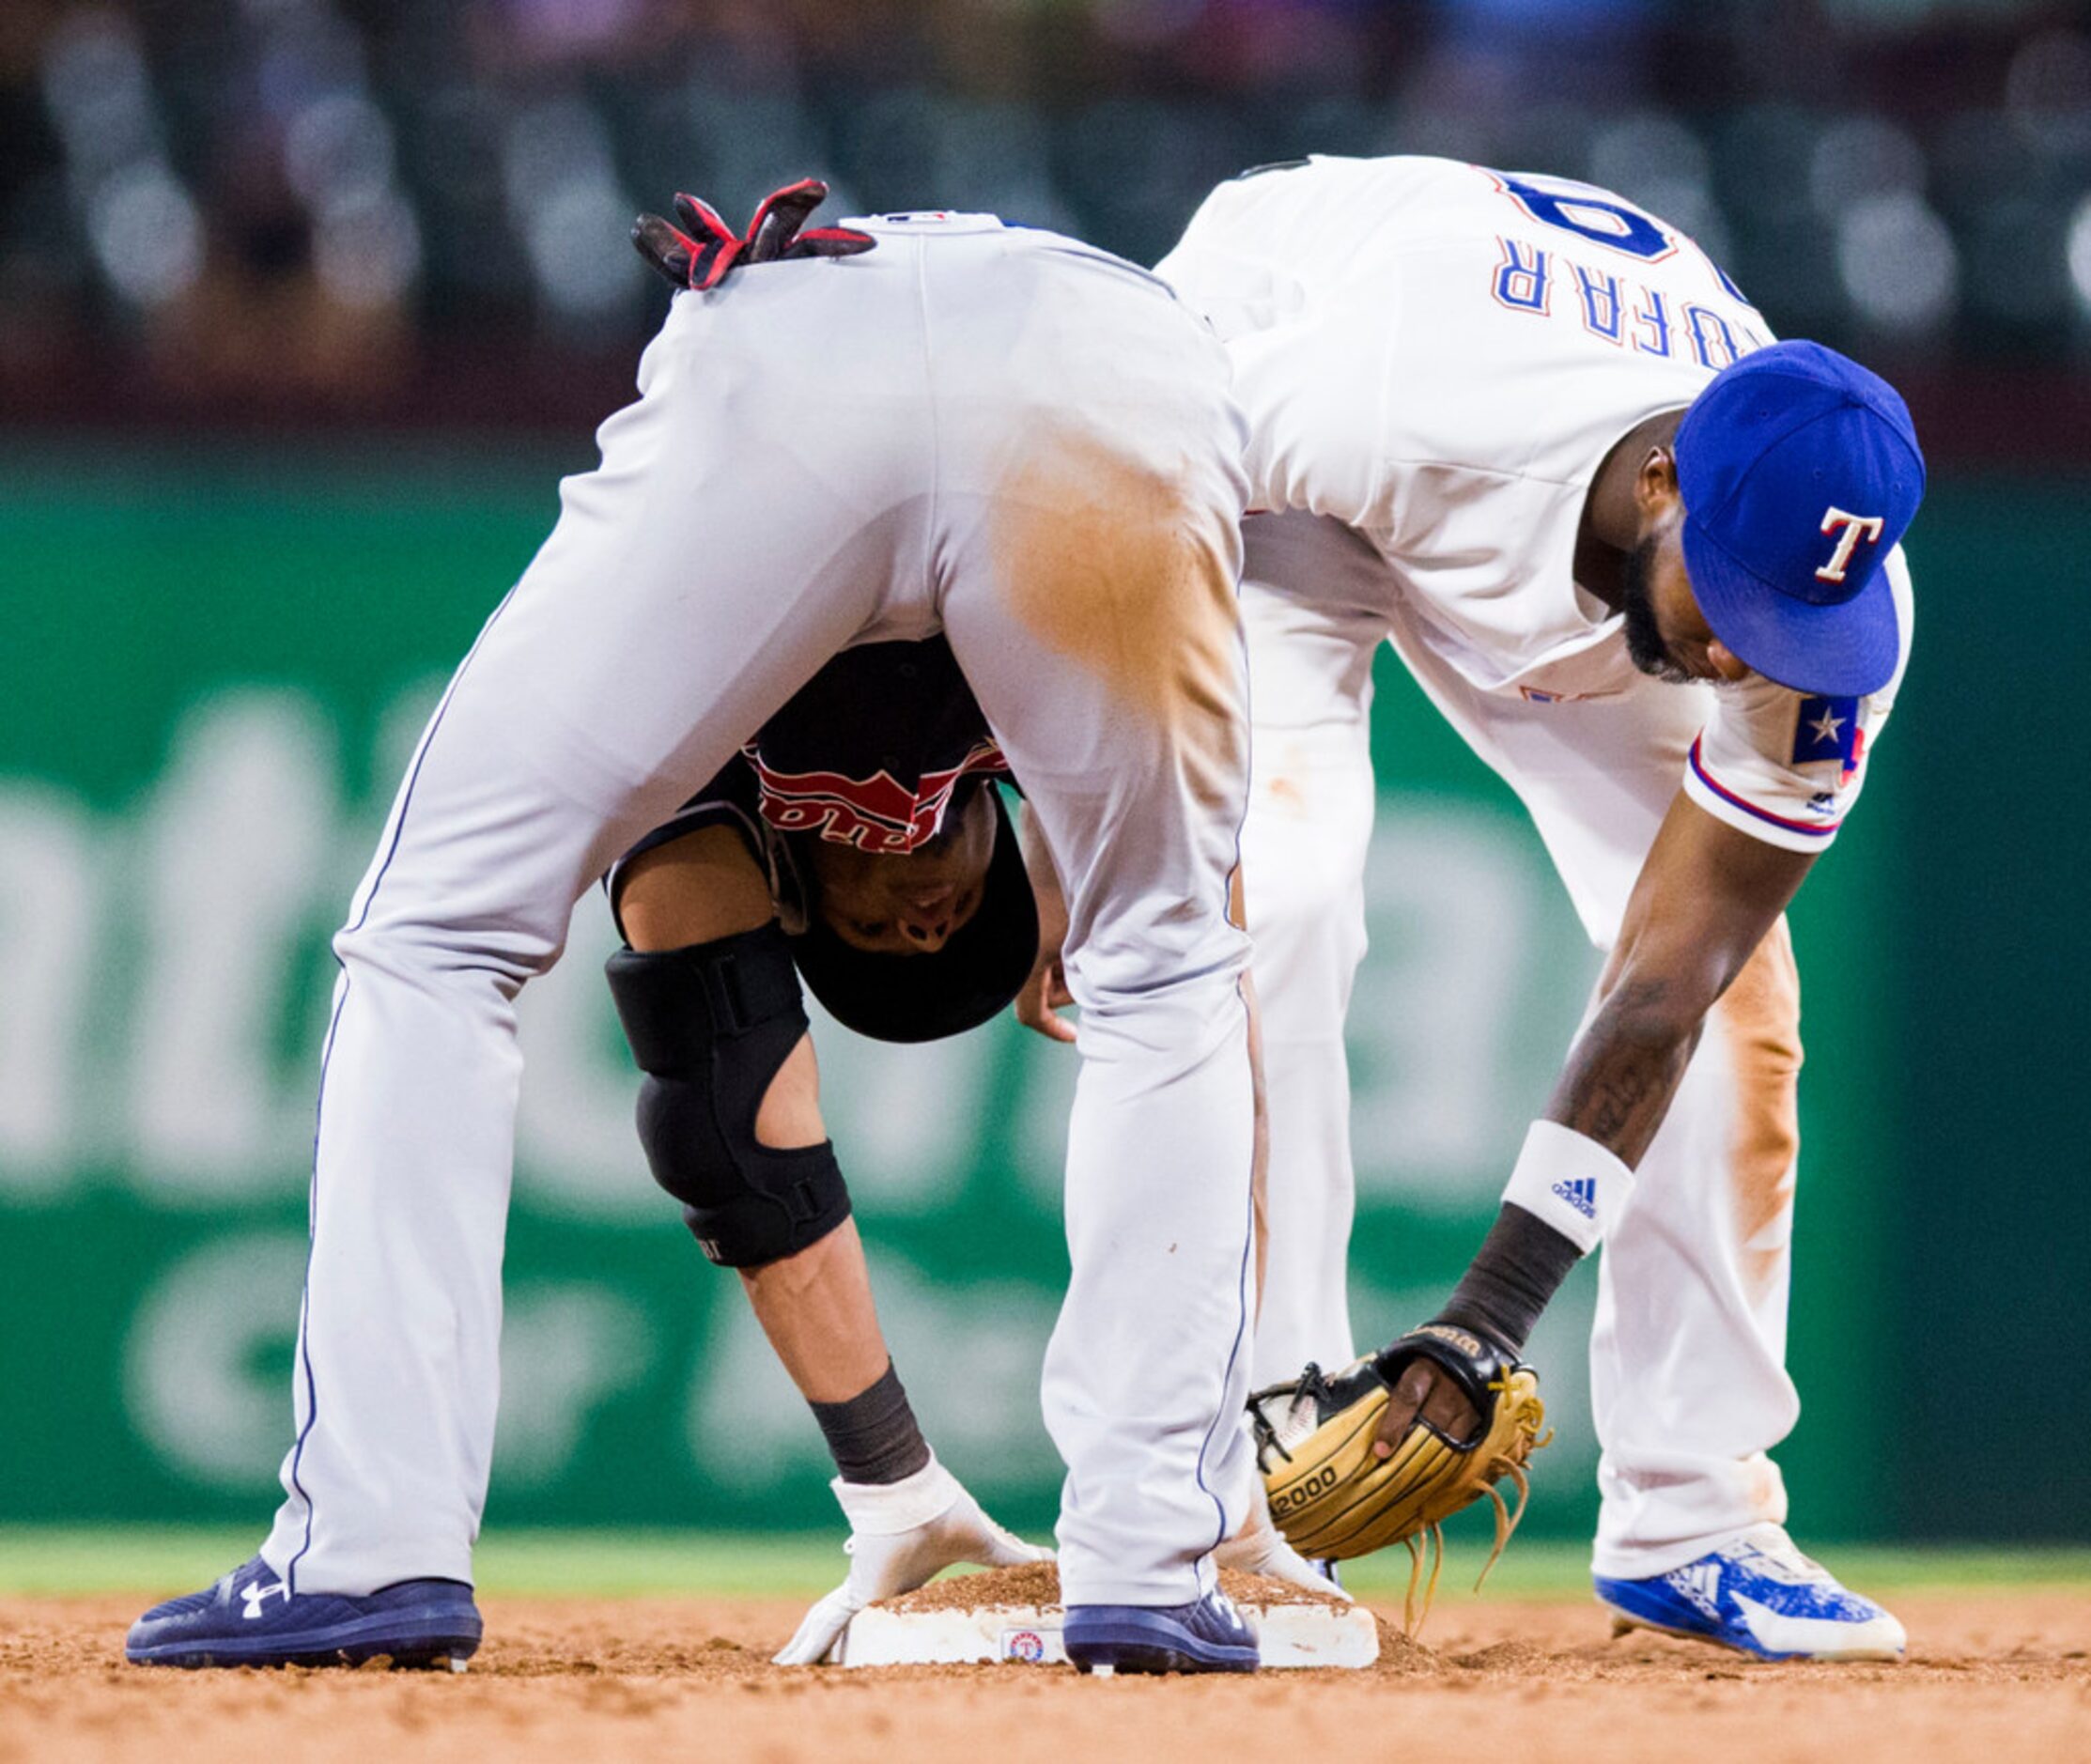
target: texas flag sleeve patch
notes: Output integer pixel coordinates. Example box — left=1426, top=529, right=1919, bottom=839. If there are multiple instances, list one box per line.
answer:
left=1790, top=695, right=1862, bottom=779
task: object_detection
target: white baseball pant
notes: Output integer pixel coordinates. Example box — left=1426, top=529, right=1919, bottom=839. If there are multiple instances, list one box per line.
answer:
left=261, top=215, right=1261, bottom=1608
left=1241, top=509, right=1802, bottom=1578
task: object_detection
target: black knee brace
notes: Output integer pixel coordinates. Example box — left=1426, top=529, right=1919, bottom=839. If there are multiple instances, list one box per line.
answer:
left=605, top=925, right=851, bottom=1268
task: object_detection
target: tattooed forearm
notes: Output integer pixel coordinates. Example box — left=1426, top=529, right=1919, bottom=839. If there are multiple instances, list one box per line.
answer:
left=1543, top=975, right=1705, bottom=1168
left=1539, top=790, right=1816, bottom=1168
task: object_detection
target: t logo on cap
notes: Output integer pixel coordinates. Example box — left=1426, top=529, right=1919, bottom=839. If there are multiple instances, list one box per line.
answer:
left=1816, top=507, right=1886, bottom=584
left=1673, top=339, right=1925, bottom=698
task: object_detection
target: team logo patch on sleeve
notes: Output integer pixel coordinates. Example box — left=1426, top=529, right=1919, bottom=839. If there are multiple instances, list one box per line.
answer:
left=1790, top=695, right=1861, bottom=781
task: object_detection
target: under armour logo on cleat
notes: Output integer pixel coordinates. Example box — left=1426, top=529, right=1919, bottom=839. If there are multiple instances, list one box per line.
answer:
left=1551, top=1176, right=1598, bottom=1219
left=240, top=1579, right=289, bottom=1620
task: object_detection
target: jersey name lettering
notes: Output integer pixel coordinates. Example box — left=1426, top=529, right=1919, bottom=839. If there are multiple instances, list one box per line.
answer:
left=1573, top=264, right=1623, bottom=342
left=1492, top=238, right=1551, bottom=313
left=1487, top=237, right=1766, bottom=367
left=1480, top=172, right=1759, bottom=369
left=1633, top=285, right=1672, bottom=357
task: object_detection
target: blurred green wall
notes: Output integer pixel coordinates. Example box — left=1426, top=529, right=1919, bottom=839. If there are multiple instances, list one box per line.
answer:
left=0, top=447, right=2076, bottom=1546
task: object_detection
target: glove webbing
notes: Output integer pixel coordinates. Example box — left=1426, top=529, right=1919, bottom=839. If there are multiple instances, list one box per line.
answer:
left=1275, top=1369, right=1547, bottom=1634
left=1395, top=1369, right=1549, bottom=1636
left=1396, top=1455, right=1537, bottom=1635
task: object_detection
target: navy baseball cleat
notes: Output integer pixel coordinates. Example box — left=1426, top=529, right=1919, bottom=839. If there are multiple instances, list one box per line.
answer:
left=1594, top=1524, right=1905, bottom=1662
left=1064, top=1587, right=1260, bottom=1675
left=126, top=1556, right=483, bottom=1669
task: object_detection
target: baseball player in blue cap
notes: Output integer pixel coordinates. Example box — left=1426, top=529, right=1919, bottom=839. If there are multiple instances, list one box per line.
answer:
left=1154, top=156, right=1923, bottom=1660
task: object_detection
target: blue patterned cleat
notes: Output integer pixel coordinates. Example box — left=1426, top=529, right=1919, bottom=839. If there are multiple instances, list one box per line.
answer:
left=1595, top=1525, right=1905, bottom=1662
left=127, top=1556, right=483, bottom=1669
left=1063, top=1587, right=1260, bottom=1675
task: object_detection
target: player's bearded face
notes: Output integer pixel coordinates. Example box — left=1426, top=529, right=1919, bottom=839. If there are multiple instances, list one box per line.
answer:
left=1620, top=522, right=1714, bottom=686
left=1620, top=532, right=1691, bottom=684
left=805, top=783, right=998, bottom=957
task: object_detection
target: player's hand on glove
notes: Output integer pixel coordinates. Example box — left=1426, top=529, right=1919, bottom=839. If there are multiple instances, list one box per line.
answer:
left=1247, top=1323, right=1552, bottom=1617
left=1374, top=1347, right=1483, bottom=1458
left=632, top=178, right=875, bottom=293
left=1215, top=1476, right=1352, bottom=1602
left=774, top=1454, right=1051, bottom=1665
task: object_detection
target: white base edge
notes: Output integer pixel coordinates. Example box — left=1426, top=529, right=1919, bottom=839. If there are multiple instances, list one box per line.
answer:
left=836, top=1602, right=1378, bottom=1669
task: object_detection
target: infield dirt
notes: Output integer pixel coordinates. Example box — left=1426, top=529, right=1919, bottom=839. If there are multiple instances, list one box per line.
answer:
left=5, top=1589, right=2086, bottom=1764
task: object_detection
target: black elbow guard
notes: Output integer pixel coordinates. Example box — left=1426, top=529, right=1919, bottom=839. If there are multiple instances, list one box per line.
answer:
left=606, top=924, right=851, bottom=1268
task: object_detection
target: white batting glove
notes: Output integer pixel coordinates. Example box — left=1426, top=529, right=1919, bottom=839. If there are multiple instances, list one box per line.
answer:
left=773, top=1454, right=1052, bottom=1665
left=1215, top=1476, right=1353, bottom=1602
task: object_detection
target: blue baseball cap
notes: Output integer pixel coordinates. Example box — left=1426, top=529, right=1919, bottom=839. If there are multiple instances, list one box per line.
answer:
left=1674, top=340, right=1924, bottom=698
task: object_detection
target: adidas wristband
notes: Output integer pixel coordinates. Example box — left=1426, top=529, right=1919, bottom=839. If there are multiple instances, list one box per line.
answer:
left=1500, top=1119, right=1634, bottom=1256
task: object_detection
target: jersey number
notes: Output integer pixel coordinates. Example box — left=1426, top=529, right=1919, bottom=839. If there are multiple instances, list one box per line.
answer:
left=1491, top=171, right=1747, bottom=301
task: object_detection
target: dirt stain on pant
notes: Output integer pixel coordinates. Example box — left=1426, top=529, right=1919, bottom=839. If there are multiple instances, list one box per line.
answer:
left=991, top=432, right=1247, bottom=811
left=1719, top=916, right=1803, bottom=1298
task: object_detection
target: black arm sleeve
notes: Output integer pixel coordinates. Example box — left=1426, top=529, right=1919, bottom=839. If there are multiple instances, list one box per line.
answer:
left=1434, top=1202, right=1584, bottom=1354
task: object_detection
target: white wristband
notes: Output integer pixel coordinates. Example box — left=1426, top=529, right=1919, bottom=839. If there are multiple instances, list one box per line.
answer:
left=829, top=1451, right=962, bottom=1535
left=1500, top=1120, right=1634, bottom=1256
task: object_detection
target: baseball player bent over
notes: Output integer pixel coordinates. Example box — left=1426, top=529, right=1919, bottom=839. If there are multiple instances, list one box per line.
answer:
left=1155, top=156, right=1922, bottom=1660
left=601, top=634, right=1325, bottom=1661
left=129, top=191, right=1266, bottom=1675
left=605, top=636, right=1049, bottom=1667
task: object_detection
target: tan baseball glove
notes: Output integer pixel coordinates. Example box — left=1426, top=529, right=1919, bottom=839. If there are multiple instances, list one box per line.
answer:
left=1247, top=1323, right=1553, bottom=1627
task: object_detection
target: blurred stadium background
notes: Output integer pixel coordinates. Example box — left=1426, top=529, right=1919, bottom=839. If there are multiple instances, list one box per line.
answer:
left=0, top=0, right=2083, bottom=1562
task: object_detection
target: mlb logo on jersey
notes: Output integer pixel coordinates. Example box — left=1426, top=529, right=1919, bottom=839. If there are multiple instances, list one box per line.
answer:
left=1790, top=696, right=1862, bottom=782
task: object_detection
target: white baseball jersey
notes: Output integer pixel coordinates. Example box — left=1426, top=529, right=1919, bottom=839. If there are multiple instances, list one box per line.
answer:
left=1159, top=154, right=1913, bottom=856
left=1162, top=156, right=1924, bottom=1577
